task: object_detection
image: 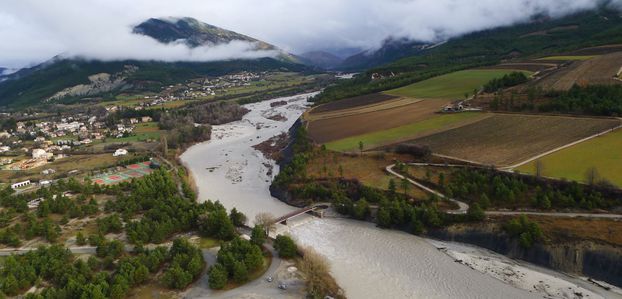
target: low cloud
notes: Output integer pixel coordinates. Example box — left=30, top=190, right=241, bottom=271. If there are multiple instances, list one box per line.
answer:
left=0, top=0, right=619, bottom=68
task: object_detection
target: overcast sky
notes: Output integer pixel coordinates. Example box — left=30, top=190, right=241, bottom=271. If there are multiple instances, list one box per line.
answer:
left=0, top=0, right=618, bottom=68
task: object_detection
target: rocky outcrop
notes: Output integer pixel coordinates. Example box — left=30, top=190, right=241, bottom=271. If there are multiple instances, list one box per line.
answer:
left=428, top=225, right=622, bottom=287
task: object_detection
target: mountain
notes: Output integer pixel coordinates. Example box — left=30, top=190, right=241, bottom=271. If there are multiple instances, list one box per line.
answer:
left=298, top=51, right=343, bottom=70
left=0, top=67, right=19, bottom=82
left=0, top=17, right=308, bottom=108
left=134, top=17, right=275, bottom=50
left=315, top=7, right=622, bottom=103
left=133, top=17, right=298, bottom=63
left=338, top=38, right=434, bottom=71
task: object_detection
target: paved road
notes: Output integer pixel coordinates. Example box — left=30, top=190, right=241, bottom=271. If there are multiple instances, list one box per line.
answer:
left=386, top=164, right=622, bottom=219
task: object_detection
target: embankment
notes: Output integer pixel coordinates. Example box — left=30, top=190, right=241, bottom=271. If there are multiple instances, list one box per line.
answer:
left=428, top=224, right=622, bottom=288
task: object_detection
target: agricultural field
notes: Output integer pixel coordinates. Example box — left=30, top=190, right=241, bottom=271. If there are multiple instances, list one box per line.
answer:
left=537, top=55, right=596, bottom=61
left=307, top=99, right=446, bottom=143
left=516, top=128, right=622, bottom=186
left=534, top=51, right=622, bottom=90
left=385, top=69, right=528, bottom=99
left=325, top=112, right=487, bottom=152
left=306, top=97, right=421, bottom=122
left=410, top=114, right=621, bottom=167
left=310, top=93, right=398, bottom=114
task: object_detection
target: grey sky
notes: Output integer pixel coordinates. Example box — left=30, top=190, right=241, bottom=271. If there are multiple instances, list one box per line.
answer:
left=0, top=0, right=617, bottom=68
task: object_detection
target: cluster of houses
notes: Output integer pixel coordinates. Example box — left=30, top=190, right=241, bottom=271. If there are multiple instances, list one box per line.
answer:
left=0, top=112, right=152, bottom=170
left=117, top=72, right=264, bottom=111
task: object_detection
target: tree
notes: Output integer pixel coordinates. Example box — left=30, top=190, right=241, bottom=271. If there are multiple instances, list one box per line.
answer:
left=358, top=141, right=364, bottom=156
left=478, top=194, right=491, bottom=209
left=467, top=203, right=485, bottom=221
left=338, top=165, right=344, bottom=178
left=208, top=264, right=227, bottom=289
left=400, top=178, right=410, bottom=197
left=250, top=225, right=266, bottom=247
left=254, top=213, right=276, bottom=236
left=352, top=199, right=370, bottom=220
left=387, top=179, right=396, bottom=196
left=229, top=208, right=247, bottom=227
left=76, top=232, right=87, bottom=246
left=585, top=167, right=599, bottom=186
left=274, top=235, right=297, bottom=258
left=232, top=261, right=249, bottom=283
left=535, top=160, right=544, bottom=178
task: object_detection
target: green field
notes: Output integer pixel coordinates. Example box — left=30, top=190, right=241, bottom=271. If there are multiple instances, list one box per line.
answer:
left=325, top=112, right=485, bottom=152
left=537, top=55, right=595, bottom=61
left=516, top=129, right=622, bottom=186
left=385, top=69, right=528, bottom=99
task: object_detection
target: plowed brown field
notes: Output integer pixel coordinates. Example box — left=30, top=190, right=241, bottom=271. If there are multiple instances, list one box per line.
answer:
left=308, top=99, right=447, bottom=143
left=410, top=114, right=621, bottom=167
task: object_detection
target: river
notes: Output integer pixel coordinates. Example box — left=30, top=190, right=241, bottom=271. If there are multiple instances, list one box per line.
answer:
left=180, top=93, right=617, bottom=299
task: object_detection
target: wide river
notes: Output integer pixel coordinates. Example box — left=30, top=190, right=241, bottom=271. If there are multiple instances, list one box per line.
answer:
left=181, top=93, right=613, bottom=299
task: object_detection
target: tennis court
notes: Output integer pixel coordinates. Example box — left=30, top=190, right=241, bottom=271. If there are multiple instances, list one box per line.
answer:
left=92, top=161, right=154, bottom=185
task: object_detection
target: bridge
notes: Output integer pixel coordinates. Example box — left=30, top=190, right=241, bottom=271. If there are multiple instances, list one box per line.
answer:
left=272, top=204, right=328, bottom=225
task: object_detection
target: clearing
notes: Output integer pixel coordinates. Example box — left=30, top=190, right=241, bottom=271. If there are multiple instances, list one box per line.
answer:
left=385, top=69, right=529, bottom=99
left=516, top=128, right=622, bottom=186
left=409, top=114, right=621, bottom=167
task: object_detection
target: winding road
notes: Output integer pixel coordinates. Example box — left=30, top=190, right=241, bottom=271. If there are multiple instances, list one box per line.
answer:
left=386, top=164, right=622, bottom=219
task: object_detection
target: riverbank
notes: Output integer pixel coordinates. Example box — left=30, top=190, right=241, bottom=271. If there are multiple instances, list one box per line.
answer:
left=180, top=92, right=619, bottom=299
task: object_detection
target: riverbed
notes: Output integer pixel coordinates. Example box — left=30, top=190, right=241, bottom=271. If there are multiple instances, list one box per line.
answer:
left=180, top=93, right=617, bottom=299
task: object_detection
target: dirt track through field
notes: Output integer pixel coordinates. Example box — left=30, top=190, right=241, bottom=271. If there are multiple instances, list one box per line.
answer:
left=410, top=114, right=621, bottom=167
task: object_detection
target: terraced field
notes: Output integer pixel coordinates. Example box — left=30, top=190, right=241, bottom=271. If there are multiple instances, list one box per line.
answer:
left=410, top=114, right=621, bottom=167
left=385, top=69, right=527, bottom=99
left=516, top=128, right=622, bottom=186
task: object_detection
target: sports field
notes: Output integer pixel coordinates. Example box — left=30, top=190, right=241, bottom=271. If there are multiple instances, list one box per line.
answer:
left=92, top=161, right=154, bottom=185
left=385, top=69, right=528, bottom=99
left=516, top=128, right=622, bottom=186
left=325, top=112, right=486, bottom=152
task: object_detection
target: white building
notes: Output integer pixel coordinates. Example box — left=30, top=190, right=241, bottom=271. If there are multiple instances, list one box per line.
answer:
left=113, top=148, right=128, bottom=157
left=32, top=148, right=48, bottom=159
left=11, top=180, right=31, bottom=189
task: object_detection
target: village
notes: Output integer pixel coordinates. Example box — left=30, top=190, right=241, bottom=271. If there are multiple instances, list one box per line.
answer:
left=118, top=71, right=264, bottom=110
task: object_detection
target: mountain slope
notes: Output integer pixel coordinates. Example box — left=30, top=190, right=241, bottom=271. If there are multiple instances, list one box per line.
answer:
left=0, top=17, right=308, bottom=108
left=314, top=8, right=622, bottom=104
left=133, top=17, right=275, bottom=50
left=298, top=51, right=343, bottom=70
left=338, top=38, right=432, bottom=71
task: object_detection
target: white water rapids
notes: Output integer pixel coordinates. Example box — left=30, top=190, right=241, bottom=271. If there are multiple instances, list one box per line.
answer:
left=180, top=93, right=618, bottom=299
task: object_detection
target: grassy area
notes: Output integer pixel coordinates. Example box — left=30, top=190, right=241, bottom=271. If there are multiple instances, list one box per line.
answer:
left=385, top=69, right=529, bottom=99
left=197, top=237, right=220, bottom=249
left=516, top=128, right=622, bottom=186
left=306, top=151, right=427, bottom=199
left=537, top=55, right=596, bottom=61
left=0, top=153, right=122, bottom=183
left=134, top=122, right=159, bottom=133
left=324, top=112, right=485, bottom=152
